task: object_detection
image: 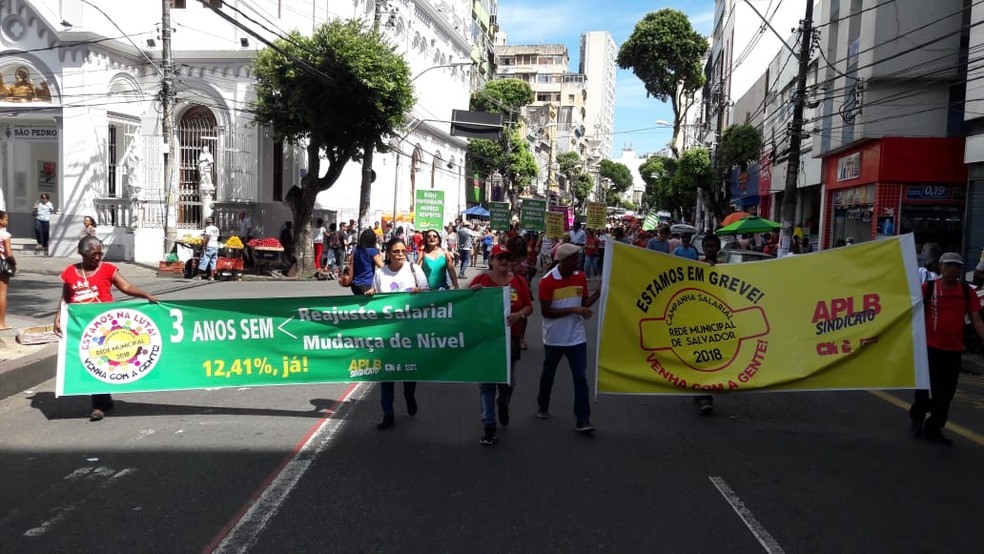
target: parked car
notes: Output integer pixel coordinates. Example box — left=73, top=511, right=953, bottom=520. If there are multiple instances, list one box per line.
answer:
left=721, top=249, right=775, bottom=264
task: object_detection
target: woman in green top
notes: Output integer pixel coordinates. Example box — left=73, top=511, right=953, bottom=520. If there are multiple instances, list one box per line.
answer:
left=417, top=229, right=459, bottom=290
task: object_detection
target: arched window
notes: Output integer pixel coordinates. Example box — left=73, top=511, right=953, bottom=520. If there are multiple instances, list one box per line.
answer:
left=177, top=106, right=218, bottom=227
left=431, top=150, right=443, bottom=189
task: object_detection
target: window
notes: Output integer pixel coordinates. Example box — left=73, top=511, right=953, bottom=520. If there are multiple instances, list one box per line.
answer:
left=170, top=0, right=186, bottom=8
left=108, top=125, right=118, bottom=198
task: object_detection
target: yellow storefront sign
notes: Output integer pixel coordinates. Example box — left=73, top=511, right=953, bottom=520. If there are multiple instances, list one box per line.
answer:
left=596, top=235, right=928, bottom=394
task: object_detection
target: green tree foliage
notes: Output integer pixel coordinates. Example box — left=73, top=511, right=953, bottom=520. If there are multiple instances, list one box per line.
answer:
left=598, top=159, right=633, bottom=205
left=639, top=149, right=709, bottom=221
left=465, top=79, right=537, bottom=205
left=252, top=20, right=413, bottom=273
left=571, top=172, right=595, bottom=211
left=617, top=9, right=708, bottom=157
left=717, top=124, right=763, bottom=172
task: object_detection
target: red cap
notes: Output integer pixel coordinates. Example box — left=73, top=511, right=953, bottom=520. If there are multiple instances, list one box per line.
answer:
left=491, top=244, right=510, bottom=257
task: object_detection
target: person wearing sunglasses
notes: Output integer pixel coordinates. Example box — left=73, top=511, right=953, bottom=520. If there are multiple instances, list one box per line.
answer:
left=468, top=244, right=533, bottom=445
left=416, top=230, right=459, bottom=291
left=365, top=237, right=430, bottom=430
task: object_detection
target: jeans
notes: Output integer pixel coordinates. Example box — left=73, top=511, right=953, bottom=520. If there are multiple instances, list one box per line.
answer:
left=380, top=381, right=417, bottom=415
left=35, top=219, right=50, bottom=249
left=537, top=342, right=591, bottom=424
left=910, top=347, right=962, bottom=431
left=458, top=249, right=471, bottom=277
left=199, top=246, right=218, bottom=272
left=480, top=384, right=513, bottom=427
left=585, top=255, right=598, bottom=278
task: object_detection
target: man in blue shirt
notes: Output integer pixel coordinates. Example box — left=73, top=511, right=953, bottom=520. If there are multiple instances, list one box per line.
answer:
left=646, top=226, right=671, bottom=253
left=672, top=234, right=699, bottom=260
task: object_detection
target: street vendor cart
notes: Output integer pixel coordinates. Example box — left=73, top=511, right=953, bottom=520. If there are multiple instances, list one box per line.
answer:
left=215, top=247, right=245, bottom=281
left=250, top=246, right=283, bottom=275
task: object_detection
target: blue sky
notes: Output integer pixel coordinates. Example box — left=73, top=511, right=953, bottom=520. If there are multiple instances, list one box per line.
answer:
left=497, top=0, right=715, bottom=158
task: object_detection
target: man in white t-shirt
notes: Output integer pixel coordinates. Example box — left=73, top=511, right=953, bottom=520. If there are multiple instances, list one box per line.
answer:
left=199, top=217, right=221, bottom=280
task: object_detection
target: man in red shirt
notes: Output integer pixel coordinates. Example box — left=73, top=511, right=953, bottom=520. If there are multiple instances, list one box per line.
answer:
left=909, top=252, right=984, bottom=444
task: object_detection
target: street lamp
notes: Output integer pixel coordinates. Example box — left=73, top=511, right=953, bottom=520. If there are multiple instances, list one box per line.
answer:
left=411, top=60, right=472, bottom=83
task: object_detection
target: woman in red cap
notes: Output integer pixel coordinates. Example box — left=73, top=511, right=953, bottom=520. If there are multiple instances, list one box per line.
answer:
left=468, top=244, right=533, bottom=445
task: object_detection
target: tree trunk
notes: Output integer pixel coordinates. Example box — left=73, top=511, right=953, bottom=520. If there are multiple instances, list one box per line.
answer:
left=358, top=138, right=375, bottom=233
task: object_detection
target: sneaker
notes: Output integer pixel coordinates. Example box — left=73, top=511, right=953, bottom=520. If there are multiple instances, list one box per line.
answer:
left=497, top=397, right=510, bottom=427
left=698, top=398, right=714, bottom=416
left=480, top=426, right=496, bottom=445
left=575, top=421, right=595, bottom=434
left=376, top=413, right=395, bottom=430
left=535, top=409, right=549, bottom=420
left=924, top=429, right=953, bottom=445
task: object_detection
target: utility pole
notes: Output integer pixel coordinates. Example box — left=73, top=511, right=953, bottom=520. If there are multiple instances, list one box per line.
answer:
left=777, top=0, right=814, bottom=258
left=162, top=0, right=177, bottom=257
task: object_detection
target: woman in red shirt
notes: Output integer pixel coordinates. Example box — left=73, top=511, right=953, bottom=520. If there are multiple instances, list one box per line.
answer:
left=469, top=244, right=533, bottom=445
left=584, top=230, right=599, bottom=280
left=54, top=236, right=159, bottom=421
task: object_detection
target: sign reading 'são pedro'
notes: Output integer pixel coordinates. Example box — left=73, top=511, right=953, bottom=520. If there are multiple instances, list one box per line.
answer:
left=596, top=236, right=928, bottom=394
left=56, top=288, right=510, bottom=396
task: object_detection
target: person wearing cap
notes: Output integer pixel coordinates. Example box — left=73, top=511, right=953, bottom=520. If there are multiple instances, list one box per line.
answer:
left=536, top=242, right=601, bottom=434
left=468, top=244, right=533, bottom=445
left=199, top=216, right=220, bottom=280
left=909, top=252, right=984, bottom=445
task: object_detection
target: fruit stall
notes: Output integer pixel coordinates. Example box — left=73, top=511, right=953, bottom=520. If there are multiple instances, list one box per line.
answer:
left=216, top=236, right=245, bottom=281
left=248, top=237, right=284, bottom=275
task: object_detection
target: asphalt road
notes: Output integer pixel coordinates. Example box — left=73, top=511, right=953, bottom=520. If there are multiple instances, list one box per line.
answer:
left=1, top=277, right=983, bottom=553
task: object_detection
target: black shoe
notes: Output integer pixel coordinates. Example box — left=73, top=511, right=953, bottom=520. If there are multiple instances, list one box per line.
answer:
left=576, top=421, right=596, bottom=434
left=924, top=429, right=953, bottom=445
left=89, top=409, right=105, bottom=422
left=698, top=398, right=714, bottom=416
left=497, top=397, right=510, bottom=427
left=376, top=413, right=395, bottom=430
left=536, top=408, right=549, bottom=420
left=406, top=396, right=418, bottom=416
left=480, top=426, right=496, bottom=445
left=909, top=418, right=924, bottom=439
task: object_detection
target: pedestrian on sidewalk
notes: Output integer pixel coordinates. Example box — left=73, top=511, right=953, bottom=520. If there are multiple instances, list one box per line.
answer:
left=536, top=243, right=600, bottom=434
left=364, top=237, right=429, bottom=430
left=469, top=244, right=532, bottom=445
left=0, top=210, right=15, bottom=330
left=199, top=217, right=220, bottom=280
left=53, top=236, right=159, bottom=422
left=32, top=193, right=55, bottom=253
left=79, top=215, right=97, bottom=239
left=909, top=252, right=984, bottom=445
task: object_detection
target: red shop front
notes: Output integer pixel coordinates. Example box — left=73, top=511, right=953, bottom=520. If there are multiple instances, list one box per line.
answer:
left=821, top=137, right=967, bottom=249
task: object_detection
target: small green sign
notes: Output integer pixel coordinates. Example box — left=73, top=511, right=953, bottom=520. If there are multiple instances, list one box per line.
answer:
left=56, top=289, right=510, bottom=396
left=490, top=202, right=511, bottom=231
left=520, top=198, right=547, bottom=231
left=415, top=189, right=445, bottom=231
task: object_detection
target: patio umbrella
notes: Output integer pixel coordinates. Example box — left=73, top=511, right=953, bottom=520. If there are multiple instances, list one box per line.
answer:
left=720, top=211, right=752, bottom=227
left=460, top=205, right=490, bottom=217
left=715, top=216, right=782, bottom=236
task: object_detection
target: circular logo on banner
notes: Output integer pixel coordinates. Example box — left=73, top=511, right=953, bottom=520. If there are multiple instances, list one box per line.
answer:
left=79, top=309, right=162, bottom=384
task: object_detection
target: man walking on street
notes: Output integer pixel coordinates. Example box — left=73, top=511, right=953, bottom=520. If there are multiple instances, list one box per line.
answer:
left=695, top=234, right=722, bottom=415
left=536, top=243, right=601, bottom=434
left=909, top=252, right=984, bottom=445
left=457, top=221, right=474, bottom=279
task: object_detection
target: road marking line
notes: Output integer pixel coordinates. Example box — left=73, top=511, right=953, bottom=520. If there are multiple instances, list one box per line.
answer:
left=709, top=476, right=785, bottom=554
left=868, top=390, right=984, bottom=446
left=204, top=382, right=366, bottom=554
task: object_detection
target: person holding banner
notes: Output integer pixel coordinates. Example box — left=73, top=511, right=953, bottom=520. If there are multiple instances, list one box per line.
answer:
left=365, top=237, right=430, bottom=430
left=536, top=243, right=600, bottom=434
left=54, top=236, right=159, bottom=421
left=469, top=244, right=533, bottom=445
left=695, top=234, right=723, bottom=415
left=417, top=229, right=459, bottom=290
left=909, top=252, right=984, bottom=445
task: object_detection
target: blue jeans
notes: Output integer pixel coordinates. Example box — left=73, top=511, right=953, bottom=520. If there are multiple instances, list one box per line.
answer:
left=380, top=381, right=417, bottom=415
left=585, top=255, right=598, bottom=278
left=537, top=342, right=590, bottom=424
left=199, top=246, right=218, bottom=272
left=458, top=249, right=471, bottom=277
left=34, top=219, right=50, bottom=248
left=479, top=383, right=513, bottom=427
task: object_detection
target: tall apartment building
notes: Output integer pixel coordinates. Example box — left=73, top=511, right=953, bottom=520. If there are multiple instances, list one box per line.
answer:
left=965, top=2, right=984, bottom=265
left=579, top=31, right=617, bottom=160
left=815, top=0, right=967, bottom=250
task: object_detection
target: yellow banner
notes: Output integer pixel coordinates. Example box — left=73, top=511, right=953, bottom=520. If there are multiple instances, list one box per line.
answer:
left=596, top=236, right=928, bottom=394
left=586, top=201, right=607, bottom=229
left=545, top=211, right=565, bottom=239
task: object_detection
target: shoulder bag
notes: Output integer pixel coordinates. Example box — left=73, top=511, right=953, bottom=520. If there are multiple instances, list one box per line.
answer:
left=0, top=256, right=15, bottom=277
left=337, top=253, right=354, bottom=287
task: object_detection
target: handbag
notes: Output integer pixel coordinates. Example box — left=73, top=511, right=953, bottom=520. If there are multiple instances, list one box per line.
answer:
left=337, top=253, right=354, bottom=287
left=0, top=256, right=16, bottom=277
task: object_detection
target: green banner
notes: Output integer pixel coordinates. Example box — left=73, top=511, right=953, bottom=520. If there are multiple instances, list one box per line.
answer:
left=642, top=211, right=658, bottom=231
left=490, top=201, right=511, bottom=231
left=520, top=198, right=547, bottom=231
left=415, top=189, right=445, bottom=231
left=56, top=289, right=510, bottom=396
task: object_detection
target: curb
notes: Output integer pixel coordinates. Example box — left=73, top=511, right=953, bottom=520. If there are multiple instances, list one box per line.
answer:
left=0, top=344, right=57, bottom=401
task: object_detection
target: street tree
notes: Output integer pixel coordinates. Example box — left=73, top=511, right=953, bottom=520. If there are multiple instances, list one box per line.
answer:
left=617, top=9, right=708, bottom=158
left=709, top=124, right=763, bottom=221
left=571, top=172, right=595, bottom=212
left=252, top=20, right=413, bottom=275
left=466, top=79, right=537, bottom=206
left=640, top=152, right=705, bottom=222
left=598, top=159, right=633, bottom=205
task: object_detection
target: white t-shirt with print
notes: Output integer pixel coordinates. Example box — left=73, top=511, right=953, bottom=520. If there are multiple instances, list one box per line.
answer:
left=373, top=263, right=429, bottom=293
